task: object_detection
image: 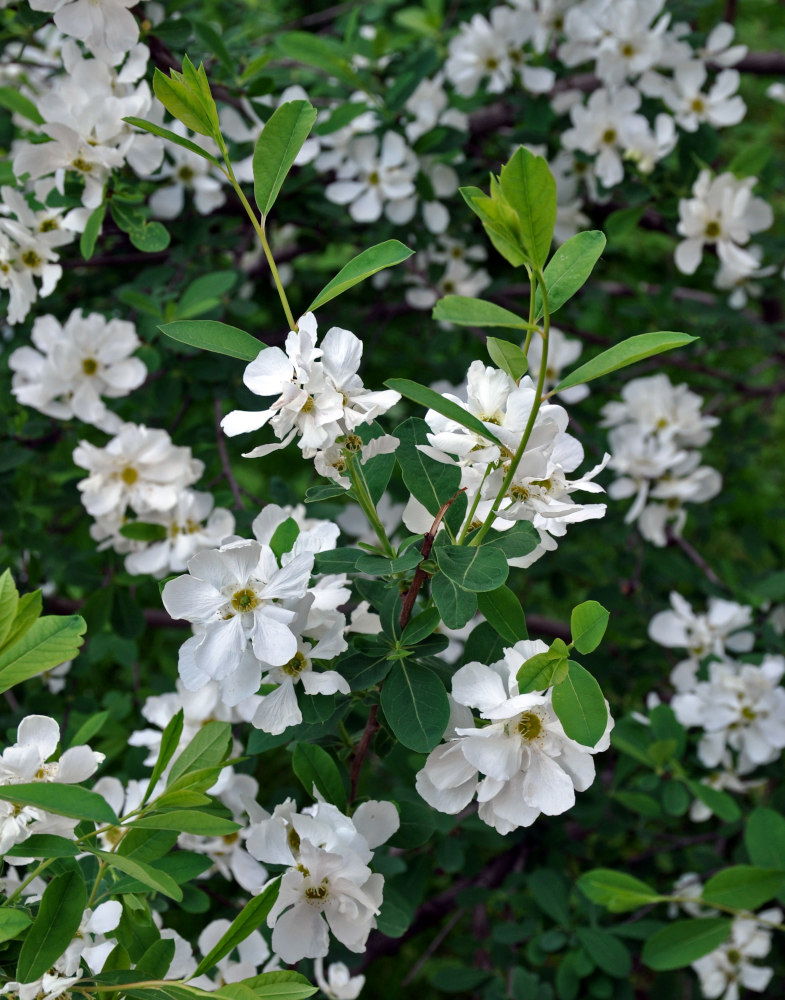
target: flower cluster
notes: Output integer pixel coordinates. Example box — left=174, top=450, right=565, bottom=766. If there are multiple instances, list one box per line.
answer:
left=407, top=360, right=607, bottom=565
left=417, top=640, right=614, bottom=834
left=247, top=797, right=399, bottom=963
left=9, top=309, right=147, bottom=432
left=601, top=373, right=721, bottom=545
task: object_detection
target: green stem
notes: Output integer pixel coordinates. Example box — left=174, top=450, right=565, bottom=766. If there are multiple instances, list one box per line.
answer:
left=470, top=269, right=550, bottom=547
left=218, top=146, right=297, bottom=333
left=3, top=857, right=55, bottom=905
left=347, top=453, right=396, bottom=558
left=456, top=463, right=496, bottom=544
left=86, top=860, right=107, bottom=909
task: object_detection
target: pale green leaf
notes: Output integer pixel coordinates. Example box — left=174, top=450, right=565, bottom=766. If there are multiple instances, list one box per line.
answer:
left=431, top=296, right=534, bottom=331
left=0, top=614, right=86, bottom=694
left=534, top=231, right=606, bottom=320
left=253, top=100, right=317, bottom=218
left=309, top=240, right=413, bottom=311
left=159, top=320, right=263, bottom=362
left=385, top=378, right=503, bottom=448
left=498, top=146, right=557, bottom=269
left=577, top=869, right=662, bottom=912
left=123, top=117, right=223, bottom=168
left=551, top=660, right=608, bottom=746
left=552, top=332, right=698, bottom=394
left=642, top=919, right=732, bottom=971
left=570, top=601, right=610, bottom=654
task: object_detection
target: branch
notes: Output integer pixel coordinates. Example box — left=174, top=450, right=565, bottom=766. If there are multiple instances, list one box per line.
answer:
left=214, top=398, right=245, bottom=510
left=349, top=703, right=380, bottom=804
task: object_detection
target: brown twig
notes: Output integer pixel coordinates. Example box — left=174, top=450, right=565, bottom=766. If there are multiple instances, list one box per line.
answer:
left=401, top=908, right=467, bottom=987
left=666, top=529, right=727, bottom=590
left=348, top=703, right=380, bottom=803
left=214, top=398, right=245, bottom=510
left=399, top=488, right=466, bottom=631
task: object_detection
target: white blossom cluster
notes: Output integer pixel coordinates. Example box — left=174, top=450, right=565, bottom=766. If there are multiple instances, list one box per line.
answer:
left=405, top=236, right=491, bottom=311
left=72, top=422, right=235, bottom=578
left=246, top=797, right=399, bottom=963
left=9, top=309, right=147, bottom=432
left=601, top=373, right=721, bottom=546
left=0, top=715, right=103, bottom=854
left=406, top=359, right=607, bottom=565
left=675, top=169, right=775, bottom=307
left=648, top=592, right=785, bottom=819
left=417, top=640, right=613, bottom=834
left=161, top=504, right=353, bottom=735
left=221, top=311, right=400, bottom=484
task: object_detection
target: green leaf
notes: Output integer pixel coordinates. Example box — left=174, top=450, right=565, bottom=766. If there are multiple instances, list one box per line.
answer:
left=79, top=202, right=106, bottom=261
left=177, top=271, right=239, bottom=319
left=642, top=919, right=733, bottom=971
left=181, top=56, right=221, bottom=134
left=381, top=661, right=450, bottom=752
left=0, top=568, right=19, bottom=649
left=386, top=378, right=504, bottom=448
left=88, top=848, right=183, bottom=901
left=119, top=522, right=169, bottom=542
left=436, top=545, right=508, bottom=593
left=685, top=779, right=741, bottom=823
left=570, top=601, right=610, bottom=654
left=486, top=337, right=529, bottom=380
left=401, top=607, right=441, bottom=646
left=394, top=417, right=461, bottom=518
left=129, top=221, right=170, bottom=253
left=431, top=296, right=534, bottom=332
left=480, top=522, right=539, bottom=560
left=128, top=811, right=241, bottom=836
left=0, top=85, right=45, bottom=124
left=498, top=146, right=557, bottom=269
left=269, top=518, right=300, bottom=563
left=516, top=651, right=568, bottom=694
left=3, top=590, right=42, bottom=650
left=574, top=928, right=631, bottom=978
left=577, top=869, right=662, bottom=913
left=534, top=231, right=606, bottom=320
left=0, top=613, right=86, bottom=693
left=0, top=782, right=118, bottom=824
left=192, top=879, right=281, bottom=978
left=0, top=909, right=32, bottom=945
left=17, top=869, right=87, bottom=982
left=153, top=60, right=218, bottom=138
left=123, top=117, right=222, bottom=168
left=143, top=709, right=184, bottom=804
left=746, top=807, right=785, bottom=869
left=253, top=100, right=317, bottom=218
left=304, top=484, right=347, bottom=503
left=355, top=548, right=422, bottom=577
left=431, top=572, right=478, bottom=629
left=551, top=660, right=607, bottom=746
left=292, top=743, right=347, bottom=812
left=4, top=834, right=80, bottom=858
left=276, top=31, right=368, bottom=90
left=460, top=185, right=529, bottom=268
left=309, top=240, right=414, bottom=311
left=160, top=320, right=263, bottom=362
left=552, top=332, right=699, bottom=394
left=166, top=721, right=233, bottom=787
left=135, top=938, right=176, bottom=980
left=701, top=866, right=785, bottom=911
left=230, top=972, right=317, bottom=1000
left=477, top=586, right=528, bottom=645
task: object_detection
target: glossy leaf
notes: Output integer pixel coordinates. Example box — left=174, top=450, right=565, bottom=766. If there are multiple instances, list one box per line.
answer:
left=253, top=100, right=317, bottom=218
left=477, top=586, right=528, bottom=645
left=0, top=613, right=86, bottom=693
left=534, top=231, right=606, bottom=320
left=498, top=147, right=557, bottom=268
left=486, top=337, right=529, bottom=380
left=431, top=572, right=477, bottom=629
left=460, top=185, right=529, bottom=268
left=123, top=117, right=223, bottom=168
left=570, top=600, right=610, bottom=654
left=17, top=869, right=87, bottom=982
left=192, top=879, right=281, bottom=977
left=79, top=202, right=106, bottom=261
left=3, top=590, right=42, bottom=650
left=551, top=660, right=607, bottom=746
left=119, top=522, right=168, bottom=542
left=0, top=909, right=32, bottom=945
left=0, top=85, right=44, bottom=124
left=0, top=568, right=19, bottom=649
left=166, top=721, right=233, bottom=786
left=233, top=972, right=317, bottom=999
left=436, top=544, right=508, bottom=593
left=88, top=848, right=183, bottom=901
left=552, top=332, right=698, bottom=394
left=745, top=807, right=785, bottom=869
left=577, top=869, right=662, bottom=912
left=128, top=811, right=241, bottom=836
left=516, top=651, right=568, bottom=694
left=5, top=834, right=80, bottom=858
left=292, top=743, right=347, bottom=812
left=642, top=919, right=732, bottom=971
left=153, top=66, right=215, bottom=138
left=401, top=607, right=442, bottom=646
left=381, top=661, right=450, bottom=752
left=386, top=378, right=504, bottom=448
left=143, top=709, right=184, bottom=805
left=309, top=240, right=413, bottom=311
left=701, top=866, right=785, bottom=910
left=0, top=782, right=118, bottom=824
left=159, top=320, right=263, bottom=362
left=432, top=296, right=534, bottom=331
left=394, top=417, right=461, bottom=518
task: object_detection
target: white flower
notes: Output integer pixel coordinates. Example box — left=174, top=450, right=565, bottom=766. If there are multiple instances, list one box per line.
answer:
left=416, top=641, right=614, bottom=834
left=10, top=310, right=146, bottom=432
left=525, top=326, right=588, bottom=404
left=660, top=62, right=746, bottom=133
left=674, top=170, right=772, bottom=276
left=28, top=0, right=139, bottom=55
left=325, top=132, right=417, bottom=224
left=691, top=908, right=782, bottom=1000
left=222, top=312, right=400, bottom=459
left=148, top=121, right=226, bottom=219
left=162, top=539, right=315, bottom=696
left=314, top=959, right=365, bottom=1000
left=73, top=423, right=204, bottom=520
left=190, top=918, right=274, bottom=989
left=561, top=87, right=650, bottom=189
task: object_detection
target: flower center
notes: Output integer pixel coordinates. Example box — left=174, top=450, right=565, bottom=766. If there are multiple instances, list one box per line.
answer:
left=121, top=466, right=138, bottom=485
left=288, top=827, right=301, bottom=853
left=178, top=165, right=195, bottom=182
left=301, top=395, right=315, bottom=413
left=281, top=650, right=307, bottom=677
left=304, top=881, right=329, bottom=903
left=726, top=948, right=741, bottom=965
left=601, top=128, right=617, bottom=145
left=704, top=220, right=721, bottom=239
left=39, top=219, right=59, bottom=232
left=690, top=97, right=705, bottom=113
left=518, top=711, right=543, bottom=741
left=82, top=358, right=98, bottom=375
left=343, top=433, right=363, bottom=453
left=72, top=157, right=94, bottom=172
left=231, top=588, right=258, bottom=612
left=21, top=250, right=41, bottom=268
left=621, top=43, right=636, bottom=57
